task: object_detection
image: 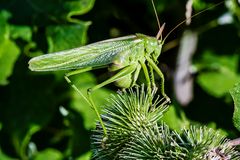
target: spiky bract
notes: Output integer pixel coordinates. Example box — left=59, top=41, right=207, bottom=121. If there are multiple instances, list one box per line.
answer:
left=91, top=86, right=239, bottom=159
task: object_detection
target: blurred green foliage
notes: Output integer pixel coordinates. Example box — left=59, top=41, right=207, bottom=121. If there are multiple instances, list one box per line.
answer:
left=196, top=51, right=240, bottom=97
left=231, top=82, right=240, bottom=132
left=0, top=0, right=240, bottom=159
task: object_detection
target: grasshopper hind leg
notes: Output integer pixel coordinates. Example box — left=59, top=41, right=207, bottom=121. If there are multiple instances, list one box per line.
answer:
left=87, top=64, right=137, bottom=135
left=64, top=67, right=108, bottom=136
left=87, top=64, right=137, bottom=103
left=87, top=64, right=137, bottom=93
left=64, top=67, right=94, bottom=105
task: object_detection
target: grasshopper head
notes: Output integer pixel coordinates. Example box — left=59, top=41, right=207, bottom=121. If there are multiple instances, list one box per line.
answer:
left=152, top=22, right=165, bottom=62
left=145, top=37, right=163, bottom=62
left=153, top=39, right=164, bottom=62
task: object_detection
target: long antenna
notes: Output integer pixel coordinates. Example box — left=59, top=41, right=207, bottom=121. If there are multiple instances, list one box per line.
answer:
left=163, top=1, right=225, bottom=42
left=151, top=0, right=162, bottom=39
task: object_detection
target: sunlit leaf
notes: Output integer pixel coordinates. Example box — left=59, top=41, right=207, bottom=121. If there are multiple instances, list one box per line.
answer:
left=12, top=125, right=40, bottom=160
left=46, top=22, right=91, bottom=52
left=0, top=149, right=14, bottom=160
left=0, top=40, right=20, bottom=85
left=0, top=11, right=20, bottom=85
left=64, top=0, right=95, bottom=22
left=0, top=10, right=11, bottom=42
left=196, top=51, right=240, bottom=97
left=162, top=105, right=190, bottom=132
left=34, top=149, right=62, bottom=160
left=28, top=0, right=95, bottom=22
left=10, top=26, right=32, bottom=42
left=230, top=82, right=240, bottom=131
left=76, top=151, right=92, bottom=160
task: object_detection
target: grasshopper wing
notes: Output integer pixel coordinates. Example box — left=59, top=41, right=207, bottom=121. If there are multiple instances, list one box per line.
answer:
left=29, top=35, right=143, bottom=71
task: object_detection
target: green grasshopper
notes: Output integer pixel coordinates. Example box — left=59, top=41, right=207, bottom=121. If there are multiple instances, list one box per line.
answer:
left=29, top=0, right=168, bottom=135
left=29, top=32, right=167, bottom=94
left=28, top=0, right=223, bottom=135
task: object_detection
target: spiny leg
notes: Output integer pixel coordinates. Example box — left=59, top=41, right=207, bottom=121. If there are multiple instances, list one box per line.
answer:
left=131, top=64, right=141, bottom=87
left=148, top=62, right=156, bottom=88
left=64, top=67, right=107, bottom=136
left=145, top=56, right=170, bottom=103
left=88, top=65, right=136, bottom=92
left=139, top=61, right=155, bottom=101
left=139, top=61, right=151, bottom=91
left=87, top=64, right=137, bottom=136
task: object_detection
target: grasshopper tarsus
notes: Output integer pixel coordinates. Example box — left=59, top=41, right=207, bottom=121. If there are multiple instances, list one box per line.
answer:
left=162, top=92, right=171, bottom=104
left=165, top=95, right=171, bottom=104
left=101, top=136, right=109, bottom=149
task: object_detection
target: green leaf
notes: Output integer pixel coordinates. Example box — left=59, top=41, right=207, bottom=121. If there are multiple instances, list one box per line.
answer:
left=230, top=82, right=240, bottom=131
left=34, top=149, right=62, bottom=160
left=46, top=22, right=91, bottom=52
left=0, top=149, right=14, bottom=160
left=28, top=0, right=95, bottom=22
left=198, top=71, right=240, bottom=97
left=0, top=67, right=64, bottom=158
left=0, top=11, right=21, bottom=85
left=13, top=125, right=40, bottom=160
left=63, top=0, right=95, bottom=23
left=0, top=10, right=11, bottom=42
left=76, top=151, right=92, bottom=160
left=10, top=25, right=32, bottom=42
left=0, top=38, right=20, bottom=85
left=192, top=0, right=211, bottom=10
left=196, top=51, right=240, bottom=97
left=162, top=105, right=189, bottom=132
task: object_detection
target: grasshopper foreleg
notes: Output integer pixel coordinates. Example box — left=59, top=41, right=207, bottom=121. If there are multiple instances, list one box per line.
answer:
left=145, top=56, right=171, bottom=103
